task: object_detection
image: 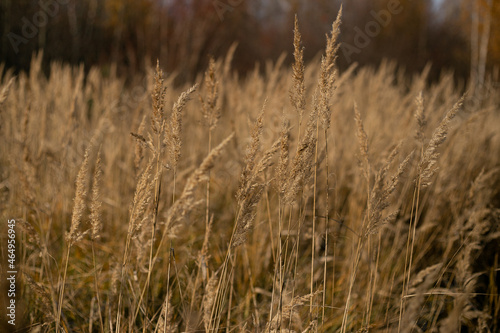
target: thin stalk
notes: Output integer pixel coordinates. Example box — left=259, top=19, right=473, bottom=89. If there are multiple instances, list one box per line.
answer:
left=206, top=129, right=212, bottom=229
left=55, top=245, right=71, bottom=333
left=165, top=242, right=172, bottom=333
left=367, top=233, right=382, bottom=326
left=398, top=184, right=418, bottom=332
left=340, top=233, right=364, bottom=333
left=91, top=242, right=105, bottom=333
left=322, top=127, right=330, bottom=329
left=407, top=180, right=422, bottom=289
left=331, top=238, right=336, bottom=317
left=136, top=131, right=163, bottom=329
left=310, top=115, right=320, bottom=319
left=226, top=269, right=234, bottom=332
left=289, top=196, right=306, bottom=328
left=269, top=197, right=283, bottom=329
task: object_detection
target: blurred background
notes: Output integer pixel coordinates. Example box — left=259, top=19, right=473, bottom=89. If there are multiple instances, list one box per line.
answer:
left=1, top=0, right=499, bottom=84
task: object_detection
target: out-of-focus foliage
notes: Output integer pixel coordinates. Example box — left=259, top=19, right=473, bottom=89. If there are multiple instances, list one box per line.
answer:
left=0, top=0, right=498, bottom=83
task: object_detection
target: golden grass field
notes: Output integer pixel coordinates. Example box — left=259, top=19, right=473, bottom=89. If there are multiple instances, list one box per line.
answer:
left=1, top=15, right=499, bottom=332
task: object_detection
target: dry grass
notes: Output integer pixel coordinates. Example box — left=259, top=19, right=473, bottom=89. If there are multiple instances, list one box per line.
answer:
left=1, top=13, right=500, bottom=333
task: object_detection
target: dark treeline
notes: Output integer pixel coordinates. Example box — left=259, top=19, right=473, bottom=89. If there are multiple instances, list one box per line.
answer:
left=1, top=0, right=499, bottom=83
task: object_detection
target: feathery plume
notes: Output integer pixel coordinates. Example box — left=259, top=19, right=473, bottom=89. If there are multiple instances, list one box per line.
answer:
left=232, top=106, right=279, bottom=248
left=414, top=92, right=426, bottom=143
left=67, top=146, right=91, bottom=246
left=24, top=273, right=54, bottom=320
left=290, top=15, right=306, bottom=120
left=266, top=291, right=320, bottom=332
left=129, top=157, right=156, bottom=238
left=164, top=133, right=234, bottom=231
left=283, top=104, right=318, bottom=205
left=365, top=147, right=414, bottom=237
left=236, top=105, right=264, bottom=202
left=203, top=271, right=219, bottom=332
left=401, top=263, right=442, bottom=332
left=151, top=60, right=167, bottom=135
left=156, top=293, right=177, bottom=333
left=167, top=84, right=198, bottom=169
left=90, top=147, right=103, bottom=240
left=277, top=111, right=290, bottom=195
left=200, top=57, right=221, bottom=130
left=233, top=139, right=279, bottom=248
left=319, top=6, right=342, bottom=130
left=419, top=95, right=464, bottom=187
left=354, top=103, right=370, bottom=181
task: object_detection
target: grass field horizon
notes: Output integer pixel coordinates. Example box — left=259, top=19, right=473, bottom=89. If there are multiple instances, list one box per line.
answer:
left=1, top=13, right=499, bottom=332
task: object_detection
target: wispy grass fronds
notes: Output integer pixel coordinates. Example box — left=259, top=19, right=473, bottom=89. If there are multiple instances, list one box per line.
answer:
left=233, top=128, right=279, bottom=248
left=237, top=105, right=264, bottom=197
left=414, top=92, right=427, bottom=144
left=203, top=271, right=219, bottom=332
left=200, top=57, right=221, bottom=131
left=67, top=146, right=91, bottom=246
left=165, top=133, right=234, bottom=231
left=168, top=84, right=198, bottom=169
left=277, top=111, right=290, bottom=195
left=17, top=219, right=41, bottom=250
left=283, top=104, right=318, bottom=205
left=354, top=103, right=370, bottom=182
left=365, top=145, right=414, bottom=237
left=90, top=147, right=103, bottom=240
left=266, top=291, right=320, bottom=332
left=151, top=61, right=167, bottom=135
left=319, top=6, right=342, bottom=130
left=418, top=95, right=464, bottom=187
left=401, top=263, right=442, bottom=331
left=24, top=273, right=56, bottom=322
left=290, top=15, right=306, bottom=122
left=156, top=294, right=177, bottom=333
left=129, top=157, right=156, bottom=237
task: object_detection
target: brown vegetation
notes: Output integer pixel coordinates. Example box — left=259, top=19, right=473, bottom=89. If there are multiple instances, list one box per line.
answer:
left=1, top=13, right=499, bottom=332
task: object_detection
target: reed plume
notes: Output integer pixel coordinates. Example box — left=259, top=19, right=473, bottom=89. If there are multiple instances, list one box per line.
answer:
left=90, top=147, right=103, bottom=240
left=418, top=95, right=464, bottom=187
left=67, top=146, right=91, bottom=246
left=290, top=15, right=306, bottom=122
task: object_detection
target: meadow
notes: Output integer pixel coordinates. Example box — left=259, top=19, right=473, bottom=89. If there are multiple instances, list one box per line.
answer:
left=1, top=15, right=499, bottom=332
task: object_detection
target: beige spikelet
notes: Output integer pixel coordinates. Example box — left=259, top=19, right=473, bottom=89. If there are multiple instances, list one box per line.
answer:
left=168, top=84, right=198, bottom=169
left=319, top=6, right=342, bottom=130
left=129, top=157, right=156, bottom=238
left=354, top=103, right=370, bottom=182
left=200, top=57, right=221, bottom=131
left=414, top=92, right=427, bottom=143
left=90, top=147, right=103, bottom=240
left=419, top=95, right=464, bottom=187
left=266, top=291, right=320, bottom=332
left=401, top=263, right=442, bottom=332
left=164, top=133, right=234, bottom=231
left=283, top=104, right=318, bottom=205
left=365, top=146, right=414, bottom=237
left=233, top=106, right=279, bottom=248
left=151, top=60, right=167, bottom=135
left=277, top=112, right=290, bottom=195
left=67, top=146, right=91, bottom=246
left=156, top=293, right=177, bottom=333
left=290, top=15, right=306, bottom=120
left=203, top=272, right=219, bottom=332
